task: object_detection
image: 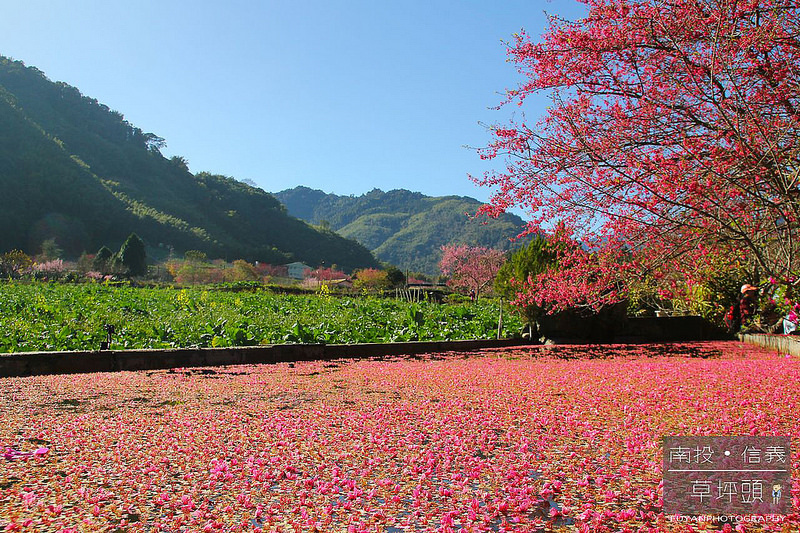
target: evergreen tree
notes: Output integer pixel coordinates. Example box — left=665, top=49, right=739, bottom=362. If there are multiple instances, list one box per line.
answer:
left=39, top=238, right=62, bottom=261
left=92, top=246, right=114, bottom=273
left=385, top=266, right=406, bottom=288
left=494, top=234, right=559, bottom=329
left=118, top=233, right=147, bottom=277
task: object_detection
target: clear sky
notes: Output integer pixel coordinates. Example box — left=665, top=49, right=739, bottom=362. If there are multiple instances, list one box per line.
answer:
left=2, top=1, right=587, bottom=215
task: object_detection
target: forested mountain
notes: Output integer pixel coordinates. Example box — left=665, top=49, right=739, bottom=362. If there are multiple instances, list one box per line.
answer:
left=273, top=187, right=530, bottom=274
left=0, top=56, right=377, bottom=271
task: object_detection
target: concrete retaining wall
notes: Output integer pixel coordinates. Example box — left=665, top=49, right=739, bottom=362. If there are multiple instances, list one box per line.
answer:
left=738, top=333, right=800, bottom=357
left=4, top=322, right=776, bottom=379
left=0, top=339, right=526, bottom=378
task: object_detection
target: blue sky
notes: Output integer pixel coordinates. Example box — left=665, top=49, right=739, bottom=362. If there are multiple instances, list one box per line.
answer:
left=2, top=1, right=586, bottom=216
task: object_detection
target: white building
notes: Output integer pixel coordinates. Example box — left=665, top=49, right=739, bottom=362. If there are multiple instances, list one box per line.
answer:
left=285, top=262, right=311, bottom=280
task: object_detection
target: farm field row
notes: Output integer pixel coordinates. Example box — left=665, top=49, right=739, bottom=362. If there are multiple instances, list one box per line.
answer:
left=0, top=282, right=522, bottom=353
left=1, top=342, right=797, bottom=531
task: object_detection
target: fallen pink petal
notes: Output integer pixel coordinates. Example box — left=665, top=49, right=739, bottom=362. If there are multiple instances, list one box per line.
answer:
left=0, top=341, right=797, bottom=531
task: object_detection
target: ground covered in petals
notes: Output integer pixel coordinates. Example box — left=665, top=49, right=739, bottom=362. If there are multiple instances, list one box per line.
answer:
left=1, top=342, right=798, bottom=532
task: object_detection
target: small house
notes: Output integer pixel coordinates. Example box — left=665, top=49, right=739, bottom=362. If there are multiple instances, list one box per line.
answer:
left=285, top=262, right=311, bottom=280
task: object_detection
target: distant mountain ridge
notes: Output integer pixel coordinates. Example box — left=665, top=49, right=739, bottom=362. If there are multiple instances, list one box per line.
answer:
left=273, top=186, right=530, bottom=274
left=0, top=56, right=378, bottom=271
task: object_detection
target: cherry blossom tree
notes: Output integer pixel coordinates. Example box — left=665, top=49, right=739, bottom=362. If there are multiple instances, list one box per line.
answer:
left=307, top=266, right=347, bottom=281
left=439, top=244, right=506, bottom=298
left=256, top=263, right=289, bottom=278
left=475, top=0, right=800, bottom=309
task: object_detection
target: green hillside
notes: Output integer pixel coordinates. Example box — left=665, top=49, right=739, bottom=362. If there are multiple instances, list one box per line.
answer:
left=0, top=57, right=378, bottom=272
left=273, top=187, right=530, bottom=274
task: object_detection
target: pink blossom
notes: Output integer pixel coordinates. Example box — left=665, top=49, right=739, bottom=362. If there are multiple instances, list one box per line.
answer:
left=0, top=341, right=796, bottom=531
left=473, top=0, right=800, bottom=308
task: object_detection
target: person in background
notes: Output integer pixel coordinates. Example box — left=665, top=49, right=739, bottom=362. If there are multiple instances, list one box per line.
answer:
left=784, top=303, right=800, bottom=335
left=756, top=299, right=783, bottom=333
left=725, top=284, right=759, bottom=334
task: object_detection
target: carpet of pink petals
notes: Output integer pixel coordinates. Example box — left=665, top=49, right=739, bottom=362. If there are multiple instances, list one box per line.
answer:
left=1, top=341, right=798, bottom=532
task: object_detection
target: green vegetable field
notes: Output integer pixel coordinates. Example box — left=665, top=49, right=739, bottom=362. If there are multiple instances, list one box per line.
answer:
left=0, top=282, right=522, bottom=352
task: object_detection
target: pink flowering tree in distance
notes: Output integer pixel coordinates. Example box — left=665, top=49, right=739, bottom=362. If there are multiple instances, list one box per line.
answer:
left=474, top=0, right=800, bottom=310
left=307, top=266, right=347, bottom=281
left=439, top=244, right=506, bottom=298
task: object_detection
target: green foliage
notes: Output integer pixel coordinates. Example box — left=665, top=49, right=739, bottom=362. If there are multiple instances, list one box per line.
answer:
left=0, top=282, right=523, bottom=352
left=626, top=254, right=749, bottom=323
left=385, top=266, right=406, bottom=288
left=184, top=250, right=207, bottom=262
left=39, top=238, right=62, bottom=261
left=0, top=250, right=32, bottom=279
left=677, top=266, right=749, bottom=322
left=274, top=187, right=531, bottom=274
left=0, top=56, right=378, bottom=272
left=227, top=259, right=260, bottom=282
left=353, top=268, right=390, bottom=291
left=443, top=293, right=470, bottom=305
left=626, top=275, right=662, bottom=316
left=494, top=234, right=558, bottom=325
left=118, top=233, right=147, bottom=277
left=170, top=155, right=189, bottom=172
left=92, top=246, right=114, bottom=273
left=167, top=258, right=225, bottom=285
